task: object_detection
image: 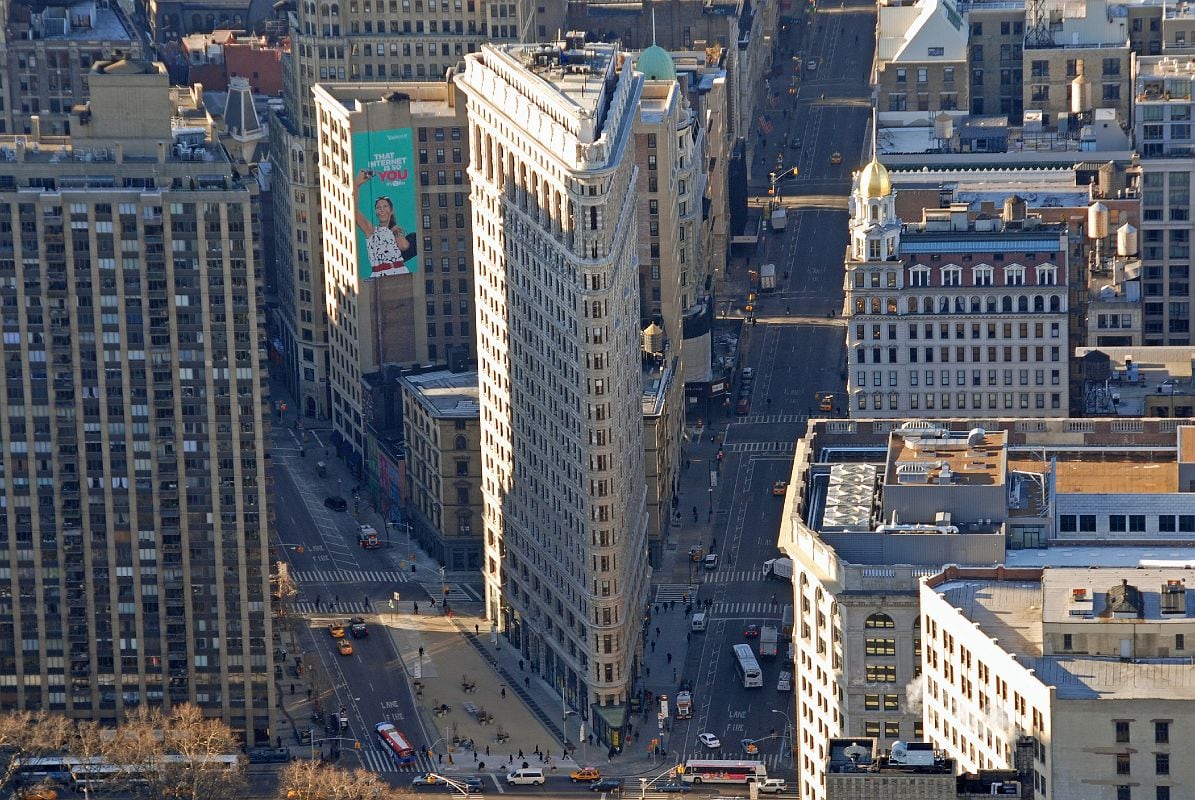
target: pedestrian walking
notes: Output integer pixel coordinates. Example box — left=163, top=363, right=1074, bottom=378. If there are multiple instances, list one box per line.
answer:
left=651, top=641, right=656, bottom=653
left=686, top=632, right=691, bottom=643
left=438, top=754, right=443, bottom=764
left=655, top=626, right=661, bottom=637
left=414, top=602, right=419, bottom=614
left=519, top=659, right=525, bottom=671
left=501, top=686, right=507, bottom=698
left=334, top=594, right=339, bottom=605
left=518, top=750, right=524, bottom=759
left=475, top=624, right=480, bottom=635
left=315, top=594, right=321, bottom=607
left=486, top=746, right=490, bottom=756
left=509, top=754, right=514, bottom=764
left=666, top=652, right=672, bottom=664
left=525, top=677, right=530, bottom=688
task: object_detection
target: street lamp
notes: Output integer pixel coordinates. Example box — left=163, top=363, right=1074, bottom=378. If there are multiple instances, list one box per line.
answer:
left=770, top=709, right=794, bottom=763
left=768, top=165, right=799, bottom=206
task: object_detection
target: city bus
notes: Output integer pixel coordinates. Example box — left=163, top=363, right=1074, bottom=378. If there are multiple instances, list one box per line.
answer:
left=11, top=756, right=88, bottom=785
left=679, top=759, right=768, bottom=784
left=15, top=754, right=238, bottom=792
left=732, top=643, right=763, bottom=688
left=375, top=722, right=416, bottom=764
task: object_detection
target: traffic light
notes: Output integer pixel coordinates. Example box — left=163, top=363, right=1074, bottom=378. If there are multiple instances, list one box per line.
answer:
left=768, top=187, right=775, bottom=196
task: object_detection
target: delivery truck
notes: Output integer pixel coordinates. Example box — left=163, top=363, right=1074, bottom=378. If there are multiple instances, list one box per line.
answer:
left=759, top=625, right=779, bottom=658
left=760, top=263, right=777, bottom=292
left=763, top=557, right=792, bottom=580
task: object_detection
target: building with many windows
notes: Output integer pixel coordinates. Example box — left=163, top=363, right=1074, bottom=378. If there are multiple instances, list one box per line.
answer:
left=780, top=416, right=1195, bottom=800
left=457, top=40, right=651, bottom=746
left=268, top=0, right=530, bottom=424
left=922, top=565, right=1195, bottom=800
left=311, top=80, right=475, bottom=461
left=0, top=59, right=275, bottom=740
left=1134, top=55, right=1195, bottom=345
left=845, top=157, right=1070, bottom=417
left=398, top=368, right=483, bottom=570
left=0, top=0, right=146, bottom=135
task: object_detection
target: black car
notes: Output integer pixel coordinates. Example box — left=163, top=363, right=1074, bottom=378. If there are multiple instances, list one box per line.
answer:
left=589, top=779, right=622, bottom=793
left=660, top=783, right=692, bottom=793
left=324, top=496, right=348, bottom=512
left=350, top=616, right=368, bottom=638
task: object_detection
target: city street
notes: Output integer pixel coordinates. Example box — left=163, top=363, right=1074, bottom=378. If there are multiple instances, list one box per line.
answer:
left=656, top=0, right=878, bottom=777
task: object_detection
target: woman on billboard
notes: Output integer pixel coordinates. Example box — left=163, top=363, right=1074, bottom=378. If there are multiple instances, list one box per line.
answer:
left=355, top=169, right=417, bottom=277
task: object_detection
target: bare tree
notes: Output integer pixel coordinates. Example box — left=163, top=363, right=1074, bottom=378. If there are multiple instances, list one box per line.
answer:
left=104, top=704, right=245, bottom=800
left=0, top=710, right=74, bottom=795
left=276, top=760, right=390, bottom=800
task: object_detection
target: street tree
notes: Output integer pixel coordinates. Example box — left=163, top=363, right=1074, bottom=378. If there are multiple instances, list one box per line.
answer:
left=0, top=710, right=74, bottom=795
left=276, top=760, right=393, bottom=800
left=104, top=704, right=245, bottom=800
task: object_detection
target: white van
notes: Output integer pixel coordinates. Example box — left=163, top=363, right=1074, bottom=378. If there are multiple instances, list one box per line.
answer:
left=505, top=768, right=545, bottom=786
left=777, top=671, right=792, bottom=692
left=691, top=612, right=707, bottom=632
left=703, top=553, right=719, bottom=570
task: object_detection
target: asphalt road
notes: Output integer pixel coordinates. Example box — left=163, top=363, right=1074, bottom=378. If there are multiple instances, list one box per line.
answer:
left=664, top=0, right=877, bottom=780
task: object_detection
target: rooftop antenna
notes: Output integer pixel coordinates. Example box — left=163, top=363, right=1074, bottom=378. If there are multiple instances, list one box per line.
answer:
left=652, top=8, right=658, bottom=46
left=870, top=105, right=878, bottom=163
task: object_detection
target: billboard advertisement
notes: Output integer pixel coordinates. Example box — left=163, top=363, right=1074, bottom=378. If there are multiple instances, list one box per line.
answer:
left=352, top=127, right=419, bottom=279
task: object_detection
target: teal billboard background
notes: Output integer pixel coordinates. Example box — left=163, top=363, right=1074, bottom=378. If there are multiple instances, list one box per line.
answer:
left=352, top=127, right=418, bottom=279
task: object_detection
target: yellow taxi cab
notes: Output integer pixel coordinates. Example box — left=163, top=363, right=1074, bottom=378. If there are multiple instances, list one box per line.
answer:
left=830, top=151, right=843, bottom=165
left=338, top=638, right=354, bottom=656
left=328, top=622, right=346, bottom=638
left=21, top=789, right=59, bottom=800
left=570, top=767, right=602, bottom=783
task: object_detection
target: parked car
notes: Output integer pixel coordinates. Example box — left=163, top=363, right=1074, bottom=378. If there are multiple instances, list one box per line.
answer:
left=324, top=496, right=348, bottom=512
left=698, top=732, right=721, bottom=749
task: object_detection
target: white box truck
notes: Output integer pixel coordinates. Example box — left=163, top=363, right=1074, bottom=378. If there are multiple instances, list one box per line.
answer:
left=763, top=557, right=792, bottom=580
left=760, top=263, right=777, bottom=292
left=759, top=625, right=779, bottom=658
left=770, top=207, right=787, bottom=231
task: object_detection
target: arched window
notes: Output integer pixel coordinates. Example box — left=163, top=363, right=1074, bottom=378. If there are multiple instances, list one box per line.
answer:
left=970, top=296, right=981, bottom=313
left=455, top=435, right=467, bottom=450
left=1002, top=296, right=1013, bottom=312
left=871, top=205, right=879, bottom=221
left=922, top=297, right=934, bottom=314
left=938, top=296, right=949, bottom=313
left=1018, top=296, right=1029, bottom=312
left=954, top=297, right=966, bottom=313
left=1050, top=295, right=1061, bottom=312
left=907, top=297, right=918, bottom=314
left=866, top=613, right=895, bottom=628
left=986, top=296, right=997, bottom=313
left=1033, top=295, right=1044, bottom=312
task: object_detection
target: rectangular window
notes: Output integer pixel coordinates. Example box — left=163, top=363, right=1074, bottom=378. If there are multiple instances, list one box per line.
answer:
left=1156, top=753, right=1169, bottom=775
left=1115, top=721, right=1131, bottom=743
left=1156, top=721, right=1170, bottom=743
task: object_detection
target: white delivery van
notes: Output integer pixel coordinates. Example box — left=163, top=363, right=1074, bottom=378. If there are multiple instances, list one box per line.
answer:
left=506, top=768, right=545, bottom=786
left=777, top=671, right=792, bottom=692
left=691, top=612, right=707, bottom=632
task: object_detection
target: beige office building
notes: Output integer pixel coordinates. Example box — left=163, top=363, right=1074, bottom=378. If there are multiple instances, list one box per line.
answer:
left=923, top=565, right=1195, bottom=799
left=458, top=41, right=651, bottom=746
left=0, top=60, right=275, bottom=740
left=311, top=81, right=476, bottom=454
left=399, top=369, right=483, bottom=570
left=269, top=0, right=531, bottom=421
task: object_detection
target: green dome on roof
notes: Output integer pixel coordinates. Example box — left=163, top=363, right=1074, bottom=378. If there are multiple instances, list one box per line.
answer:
left=637, top=44, right=677, bottom=81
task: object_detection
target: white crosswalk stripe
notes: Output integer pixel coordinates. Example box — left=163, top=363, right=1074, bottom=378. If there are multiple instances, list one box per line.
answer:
left=289, top=600, right=373, bottom=615
left=418, top=582, right=475, bottom=603
left=291, top=569, right=411, bottom=585
left=702, top=570, right=768, bottom=583
left=654, top=584, right=700, bottom=604
left=711, top=602, right=787, bottom=616
left=358, top=747, right=435, bottom=773
left=723, top=440, right=797, bottom=454
left=733, top=414, right=807, bottom=425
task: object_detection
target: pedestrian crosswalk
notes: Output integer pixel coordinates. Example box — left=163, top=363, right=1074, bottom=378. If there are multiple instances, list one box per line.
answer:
left=723, top=440, right=796, bottom=454
left=654, top=584, right=700, bottom=604
left=358, top=747, right=434, bottom=773
left=733, top=414, right=807, bottom=425
left=289, top=600, right=373, bottom=616
left=292, top=569, right=411, bottom=585
left=702, top=570, right=771, bottom=583
left=711, top=601, right=787, bottom=616
left=418, top=582, right=482, bottom=603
